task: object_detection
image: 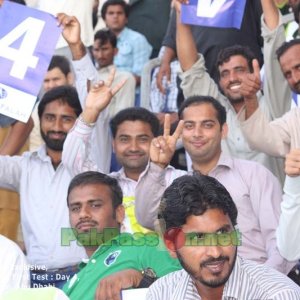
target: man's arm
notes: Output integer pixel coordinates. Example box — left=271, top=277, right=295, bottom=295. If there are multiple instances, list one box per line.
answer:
left=277, top=149, right=300, bottom=261
left=0, top=118, right=33, bottom=156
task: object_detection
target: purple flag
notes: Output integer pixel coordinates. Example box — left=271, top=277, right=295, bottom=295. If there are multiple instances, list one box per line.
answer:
left=0, top=1, right=61, bottom=121
left=181, top=0, right=247, bottom=29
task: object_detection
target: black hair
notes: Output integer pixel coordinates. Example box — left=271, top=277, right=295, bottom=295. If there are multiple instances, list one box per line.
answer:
left=101, top=0, right=130, bottom=20
left=67, top=171, right=123, bottom=209
left=94, top=29, right=117, bottom=48
left=276, top=39, right=300, bottom=61
left=47, top=55, right=71, bottom=77
left=158, top=173, right=238, bottom=232
left=38, top=85, right=82, bottom=119
left=178, top=95, right=226, bottom=127
left=216, top=45, right=255, bottom=74
left=110, top=107, right=160, bottom=138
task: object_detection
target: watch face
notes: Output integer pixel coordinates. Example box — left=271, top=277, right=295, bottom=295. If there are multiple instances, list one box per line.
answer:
left=143, top=268, right=157, bottom=279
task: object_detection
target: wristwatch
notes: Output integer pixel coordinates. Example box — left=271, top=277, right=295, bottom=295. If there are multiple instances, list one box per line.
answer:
left=138, top=268, right=157, bottom=288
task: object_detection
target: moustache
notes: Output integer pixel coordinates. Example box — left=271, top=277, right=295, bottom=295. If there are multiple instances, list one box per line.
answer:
left=76, top=219, right=99, bottom=230
left=200, top=256, right=229, bottom=268
left=47, top=131, right=67, bottom=137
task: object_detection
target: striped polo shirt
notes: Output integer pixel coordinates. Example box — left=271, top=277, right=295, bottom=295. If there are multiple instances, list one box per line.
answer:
left=147, top=256, right=300, bottom=299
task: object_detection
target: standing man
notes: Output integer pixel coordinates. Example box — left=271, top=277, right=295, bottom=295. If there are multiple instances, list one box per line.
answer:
left=146, top=174, right=300, bottom=299
left=101, top=0, right=152, bottom=87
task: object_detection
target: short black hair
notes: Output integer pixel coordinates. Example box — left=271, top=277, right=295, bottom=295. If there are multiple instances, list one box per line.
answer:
left=158, top=173, right=238, bottom=232
left=94, top=29, right=117, bottom=48
left=67, top=171, right=123, bottom=209
left=178, top=95, right=226, bottom=127
left=101, top=0, right=130, bottom=20
left=38, top=85, right=82, bottom=119
left=276, top=39, right=300, bottom=61
left=48, top=55, right=71, bottom=77
left=216, top=45, right=255, bottom=74
left=110, top=107, right=160, bottom=138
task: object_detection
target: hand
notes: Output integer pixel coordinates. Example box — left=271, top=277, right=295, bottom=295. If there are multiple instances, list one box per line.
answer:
left=56, top=13, right=81, bottom=46
left=94, top=269, right=142, bottom=300
left=240, top=59, right=261, bottom=100
left=150, top=114, right=184, bottom=168
left=285, top=149, right=300, bottom=177
left=156, top=63, right=171, bottom=94
left=82, top=68, right=126, bottom=123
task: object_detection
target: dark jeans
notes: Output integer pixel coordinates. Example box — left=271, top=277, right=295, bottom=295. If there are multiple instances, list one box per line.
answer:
left=30, top=265, right=78, bottom=289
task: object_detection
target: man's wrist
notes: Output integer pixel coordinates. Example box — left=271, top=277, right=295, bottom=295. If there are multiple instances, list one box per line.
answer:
left=78, top=113, right=96, bottom=127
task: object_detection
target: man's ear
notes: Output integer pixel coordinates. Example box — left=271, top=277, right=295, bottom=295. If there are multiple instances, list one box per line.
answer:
left=112, top=140, right=116, bottom=153
left=67, top=72, right=74, bottom=85
left=116, top=204, right=125, bottom=224
left=163, top=227, right=186, bottom=258
left=113, top=48, right=118, bottom=57
left=221, top=123, right=228, bottom=139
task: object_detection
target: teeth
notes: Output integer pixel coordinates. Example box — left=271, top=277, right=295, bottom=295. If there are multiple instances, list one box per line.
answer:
left=229, top=85, right=240, bottom=90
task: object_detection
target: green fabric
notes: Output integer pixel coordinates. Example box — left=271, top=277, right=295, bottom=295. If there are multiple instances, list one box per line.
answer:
left=0, top=287, right=57, bottom=300
left=63, top=233, right=181, bottom=300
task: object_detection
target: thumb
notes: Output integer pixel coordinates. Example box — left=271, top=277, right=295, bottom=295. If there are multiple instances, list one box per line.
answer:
left=252, top=59, right=260, bottom=80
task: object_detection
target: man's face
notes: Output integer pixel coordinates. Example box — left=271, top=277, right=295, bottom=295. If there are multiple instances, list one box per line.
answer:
left=181, top=103, right=227, bottom=165
left=218, top=55, right=252, bottom=105
left=279, top=44, right=300, bottom=94
left=113, top=120, right=153, bottom=175
left=104, top=4, right=127, bottom=33
left=43, top=67, right=72, bottom=92
left=68, top=183, right=124, bottom=234
left=92, top=40, right=117, bottom=68
left=289, top=0, right=300, bottom=23
left=40, top=100, right=77, bottom=151
left=175, top=209, right=237, bottom=290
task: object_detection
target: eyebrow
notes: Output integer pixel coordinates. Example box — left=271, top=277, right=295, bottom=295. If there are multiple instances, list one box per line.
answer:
left=186, top=224, right=233, bottom=235
left=69, top=199, right=104, bottom=207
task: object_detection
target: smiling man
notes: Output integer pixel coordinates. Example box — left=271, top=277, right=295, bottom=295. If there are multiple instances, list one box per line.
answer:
left=146, top=174, right=300, bottom=300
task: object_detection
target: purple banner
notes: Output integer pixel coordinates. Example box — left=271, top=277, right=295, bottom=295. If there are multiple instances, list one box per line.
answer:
left=0, top=1, right=61, bottom=96
left=181, top=0, right=246, bottom=29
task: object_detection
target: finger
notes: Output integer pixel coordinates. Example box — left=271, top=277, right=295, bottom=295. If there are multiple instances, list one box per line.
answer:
left=172, top=120, right=184, bottom=140
left=111, top=79, right=127, bottom=96
left=163, top=114, right=171, bottom=138
left=106, top=67, right=116, bottom=87
left=252, top=59, right=260, bottom=81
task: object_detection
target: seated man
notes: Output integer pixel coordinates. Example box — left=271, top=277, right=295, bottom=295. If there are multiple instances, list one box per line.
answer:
left=147, top=174, right=300, bottom=299
left=0, top=234, right=30, bottom=294
left=63, top=171, right=181, bottom=299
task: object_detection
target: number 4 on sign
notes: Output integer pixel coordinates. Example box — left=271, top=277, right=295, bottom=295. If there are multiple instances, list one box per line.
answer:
left=0, top=17, right=45, bottom=80
left=197, top=0, right=226, bottom=18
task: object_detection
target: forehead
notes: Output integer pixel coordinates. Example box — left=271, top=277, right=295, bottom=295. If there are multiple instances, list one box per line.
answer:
left=45, top=67, right=67, bottom=80
left=106, top=4, right=125, bottom=13
left=42, top=99, right=76, bottom=116
left=182, top=208, right=233, bottom=232
left=68, top=183, right=112, bottom=204
left=218, top=54, right=249, bottom=70
left=115, top=120, right=153, bottom=137
left=279, top=44, right=300, bottom=67
left=94, top=39, right=114, bottom=49
left=182, top=103, right=219, bottom=122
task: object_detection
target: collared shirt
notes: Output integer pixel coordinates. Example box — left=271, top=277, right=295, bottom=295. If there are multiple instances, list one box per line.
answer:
left=97, top=65, right=136, bottom=118
left=147, top=256, right=300, bottom=300
left=0, top=234, right=30, bottom=294
left=114, top=27, right=152, bottom=77
left=63, top=233, right=181, bottom=300
left=0, top=145, right=86, bottom=269
left=135, top=153, right=292, bottom=274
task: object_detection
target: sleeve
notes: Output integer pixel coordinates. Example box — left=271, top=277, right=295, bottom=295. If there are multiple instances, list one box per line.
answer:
left=277, top=176, right=300, bottom=261
left=135, top=162, right=186, bottom=230
left=261, top=12, right=291, bottom=118
left=131, top=34, right=152, bottom=77
left=72, top=54, right=112, bottom=173
left=239, top=108, right=292, bottom=157
left=250, top=164, right=289, bottom=273
left=0, top=155, right=22, bottom=191
left=62, top=118, right=100, bottom=177
left=179, top=55, right=229, bottom=108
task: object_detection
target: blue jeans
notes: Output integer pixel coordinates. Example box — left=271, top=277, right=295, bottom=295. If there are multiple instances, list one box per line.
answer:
left=30, top=265, right=78, bottom=289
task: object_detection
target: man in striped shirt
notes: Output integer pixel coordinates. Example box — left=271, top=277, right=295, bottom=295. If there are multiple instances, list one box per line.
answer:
left=147, top=174, right=300, bottom=300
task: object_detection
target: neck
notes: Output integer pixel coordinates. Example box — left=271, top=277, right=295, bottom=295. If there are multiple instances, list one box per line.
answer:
left=191, top=152, right=221, bottom=175
left=47, top=148, right=62, bottom=169
left=195, top=282, right=224, bottom=300
left=231, top=101, right=244, bottom=114
left=124, top=168, right=143, bottom=181
left=85, top=246, right=98, bottom=258
left=111, top=28, right=123, bottom=37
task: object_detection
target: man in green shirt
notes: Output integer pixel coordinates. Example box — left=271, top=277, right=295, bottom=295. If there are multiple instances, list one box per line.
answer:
left=62, top=170, right=181, bottom=300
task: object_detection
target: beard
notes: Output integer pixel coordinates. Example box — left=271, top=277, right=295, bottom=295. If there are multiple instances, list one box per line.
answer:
left=176, top=249, right=237, bottom=288
left=40, top=130, right=67, bottom=151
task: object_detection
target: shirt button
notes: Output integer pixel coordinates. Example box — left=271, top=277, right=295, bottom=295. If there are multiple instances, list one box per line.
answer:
left=91, top=259, right=96, bottom=264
